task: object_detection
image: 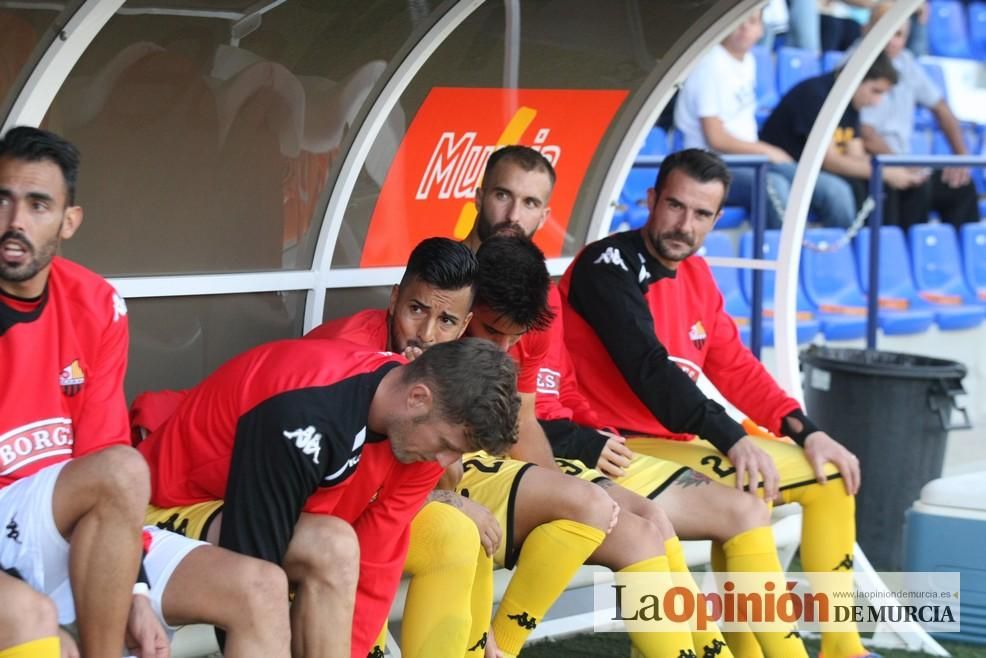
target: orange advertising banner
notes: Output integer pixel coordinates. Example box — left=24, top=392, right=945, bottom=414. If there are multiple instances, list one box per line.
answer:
left=360, top=87, right=628, bottom=267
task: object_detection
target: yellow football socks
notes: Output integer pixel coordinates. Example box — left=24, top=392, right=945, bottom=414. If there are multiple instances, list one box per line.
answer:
left=0, top=638, right=60, bottom=658
left=617, top=555, right=697, bottom=657
left=722, top=527, right=809, bottom=658
left=399, top=502, right=485, bottom=658
left=785, top=479, right=866, bottom=658
left=492, top=519, right=606, bottom=656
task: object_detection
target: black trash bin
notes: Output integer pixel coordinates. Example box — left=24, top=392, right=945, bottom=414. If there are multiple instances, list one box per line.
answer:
left=800, top=346, right=971, bottom=571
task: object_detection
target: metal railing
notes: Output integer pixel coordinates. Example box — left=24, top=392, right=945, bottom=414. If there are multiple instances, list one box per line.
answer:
left=867, top=154, right=986, bottom=348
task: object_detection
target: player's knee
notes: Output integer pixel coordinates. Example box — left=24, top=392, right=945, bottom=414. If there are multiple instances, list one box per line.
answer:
left=6, top=586, right=59, bottom=639
left=92, top=446, right=150, bottom=510
left=725, top=489, right=771, bottom=536
left=423, top=504, right=481, bottom=557
left=291, top=516, right=359, bottom=590
left=561, top=480, right=617, bottom=532
left=235, top=559, right=290, bottom=624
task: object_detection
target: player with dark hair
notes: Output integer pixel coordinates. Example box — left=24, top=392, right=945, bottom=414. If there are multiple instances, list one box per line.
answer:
left=561, top=148, right=875, bottom=658
left=0, top=126, right=291, bottom=658
left=137, top=336, right=520, bottom=658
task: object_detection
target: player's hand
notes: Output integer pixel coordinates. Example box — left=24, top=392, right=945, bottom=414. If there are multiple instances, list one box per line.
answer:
left=803, top=431, right=861, bottom=495
left=942, top=166, right=970, bottom=188
left=485, top=626, right=500, bottom=658
left=401, top=345, right=424, bottom=361
left=126, top=593, right=170, bottom=658
left=58, top=628, right=80, bottom=658
left=595, top=431, right=633, bottom=478
left=460, top=495, right=503, bottom=557
left=726, top=437, right=780, bottom=499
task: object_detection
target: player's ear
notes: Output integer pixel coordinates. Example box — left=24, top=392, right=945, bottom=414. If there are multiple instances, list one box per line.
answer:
left=455, top=311, right=474, bottom=340
left=60, top=205, right=83, bottom=240
left=388, top=284, right=400, bottom=316
left=537, top=205, right=551, bottom=232
left=406, top=382, right=434, bottom=415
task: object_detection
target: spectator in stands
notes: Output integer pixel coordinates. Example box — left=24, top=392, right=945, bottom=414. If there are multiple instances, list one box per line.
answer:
left=674, top=8, right=796, bottom=228
left=560, top=148, right=879, bottom=658
left=136, top=336, right=520, bottom=658
left=0, top=126, right=291, bottom=658
left=859, top=3, right=980, bottom=229
left=761, top=51, right=926, bottom=227
left=820, top=0, right=874, bottom=51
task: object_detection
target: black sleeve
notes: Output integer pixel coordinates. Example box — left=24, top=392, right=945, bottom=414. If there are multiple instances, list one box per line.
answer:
left=567, top=240, right=745, bottom=454
left=780, top=408, right=821, bottom=447
left=218, top=389, right=347, bottom=564
left=539, top=419, right=608, bottom=468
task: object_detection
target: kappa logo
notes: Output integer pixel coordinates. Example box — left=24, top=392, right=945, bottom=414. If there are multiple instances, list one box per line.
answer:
left=594, top=247, right=629, bottom=272
left=507, top=611, right=538, bottom=630
left=112, top=292, right=128, bottom=323
left=283, top=426, right=322, bottom=465
left=59, top=360, right=85, bottom=397
left=702, top=639, right=727, bottom=657
left=323, top=426, right=367, bottom=484
left=467, top=632, right=488, bottom=652
left=834, top=554, right=854, bottom=571
left=5, top=515, right=21, bottom=544
left=688, top=321, right=707, bottom=351
left=637, top=253, right=651, bottom=283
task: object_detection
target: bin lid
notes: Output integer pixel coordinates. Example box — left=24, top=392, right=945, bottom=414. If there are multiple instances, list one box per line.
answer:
left=800, top=346, right=967, bottom=380
left=919, top=472, right=986, bottom=512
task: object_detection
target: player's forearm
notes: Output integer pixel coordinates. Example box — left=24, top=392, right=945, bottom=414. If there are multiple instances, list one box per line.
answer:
left=510, top=417, right=559, bottom=469
left=860, top=124, right=893, bottom=155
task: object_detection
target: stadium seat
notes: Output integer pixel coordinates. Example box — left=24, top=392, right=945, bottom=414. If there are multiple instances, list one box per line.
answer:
left=912, top=61, right=947, bottom=130
left=961, top=222, right=986, bottom=302
left=752, top=45, right=779, bottom=121
left=640, top=126, right=669, bottom=156
left=856, top=227, right=983, bottom=330
left=910, top=128, right=933, bottom=155
left=716, top=206, right=749, bottom=230
left=700, top=232, right=773, bottom=347
left=738, top=231, right=820, bottom=344
left=928, top=0, right=973, bottom=58
left=970, top=2, right=986, bottom=59
left=611, top=167, right=654, bottom=232
left=777, top=47, right=821, bottom=96
left=910, top=223, right=984, bottom=314
left=801, top=228, right=934, bottom=335
left=821, top=50, right=844, bottom=73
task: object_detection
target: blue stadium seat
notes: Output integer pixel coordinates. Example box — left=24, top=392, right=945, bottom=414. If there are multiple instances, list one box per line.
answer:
left=801, top=228, right=934, bottom=335
left=738, top=231, right=820, bottom=344
left=777, top=47, right=821, bottom=96
left=913, top=61, right=946, bottom=130
left=961, top=222, right=986, bottom=302
left=611, top=167, right=655, bottom=232
left=856, top=227, right=983, bottom=330
left=716, top=206, right=749, bottom=230
left=700, top=232, right=771, bottom=347
left=640, top=126, right=669, bottom=156
left=752, top=45, right=779, bottom=122
left=970, top=2, right=986, bottom=59
left=928, top=0, right=973, bottom=58
left=821, top=50, right=844, bottom=73
left=910, top=222, right=984, bottom=313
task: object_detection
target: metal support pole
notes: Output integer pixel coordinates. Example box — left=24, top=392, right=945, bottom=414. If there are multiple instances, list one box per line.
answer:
left=867, top=157, right=884, bottom=349
left=750, top=161, right=767, bottom=359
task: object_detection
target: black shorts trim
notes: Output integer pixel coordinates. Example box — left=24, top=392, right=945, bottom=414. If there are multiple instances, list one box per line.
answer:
left=647, top=466, right=692, bottom=500
left=503, top=462, right=535, bottom=570
left=200, top=504, right=225, bottom=541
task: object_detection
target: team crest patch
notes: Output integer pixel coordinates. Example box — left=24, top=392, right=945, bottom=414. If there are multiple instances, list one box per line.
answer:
left=688, top=321, right=707, bottom=351
left=59, top=360, right=85, bottom=397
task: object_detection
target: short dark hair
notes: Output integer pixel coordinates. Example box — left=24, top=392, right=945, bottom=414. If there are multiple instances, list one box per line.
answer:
left=400, top=237, right=478, bottom=302
left=652, top=148, right=732, bottom=210
left=483, top=145, right=556, bottom=188
left=403, top=338, right=519, bottom=455
left=475, top=234, right=555, bottom=332
left=862, top=51, right=898, bottom=85
left=0, top=126, right=81, bottom=205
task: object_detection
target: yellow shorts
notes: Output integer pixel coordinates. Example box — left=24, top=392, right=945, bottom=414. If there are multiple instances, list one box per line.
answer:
left=457, top=453, right=534, bottom=569
left=145, top=500, right=224, bottom=541
left=554, top=454, right=689, bottom=499
left=625, top=436, right=840, bottom=492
